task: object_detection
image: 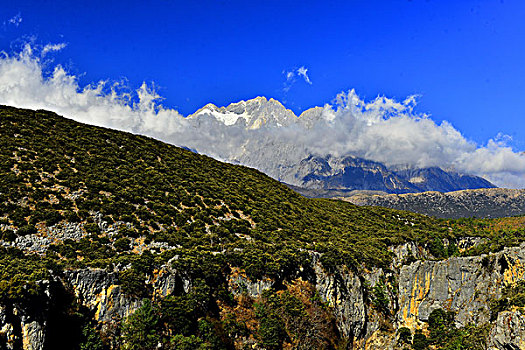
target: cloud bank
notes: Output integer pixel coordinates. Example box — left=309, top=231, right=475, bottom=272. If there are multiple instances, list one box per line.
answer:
left=1, top=44, right=524, bottom=188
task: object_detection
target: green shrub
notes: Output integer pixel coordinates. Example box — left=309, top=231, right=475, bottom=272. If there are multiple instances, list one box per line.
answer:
left=412, top=329, right=428, bottom=350
left=120, top=299, right=160, bottom=350
left=114, top=237, right=131, bottom=252
left=398, top=327, right=411, bottom=344
left=119, top=269, right=147, bottom=298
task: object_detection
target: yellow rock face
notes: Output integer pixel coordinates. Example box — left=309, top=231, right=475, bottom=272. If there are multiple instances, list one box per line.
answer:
left=22, top=321, right=43, bottom=350
left=400, top=269, right=432, bottom=330
left=503, top=256, right=525, bottom=285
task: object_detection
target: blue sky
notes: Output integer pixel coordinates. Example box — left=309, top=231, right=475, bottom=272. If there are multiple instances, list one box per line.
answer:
left=1, top=0, right=524, bottom=149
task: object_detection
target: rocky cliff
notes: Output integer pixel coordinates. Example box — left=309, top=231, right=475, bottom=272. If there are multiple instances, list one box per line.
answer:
left=2, top=240, right=525, bottom=349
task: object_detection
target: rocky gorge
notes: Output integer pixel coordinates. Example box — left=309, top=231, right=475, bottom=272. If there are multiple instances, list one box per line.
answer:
left=2, top=236, right=525, bottom=349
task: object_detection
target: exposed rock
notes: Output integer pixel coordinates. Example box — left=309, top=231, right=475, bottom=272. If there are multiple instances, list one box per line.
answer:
left=152, top=263, right=191, bottom=298
left=64, top=269, right=141, bottom=323
left=47, top=222, right=85, bottom=241
left=312, top=253, right=367, bottom=339
left=390, top=242, right=430, bottom=266
left=228, top=268, right=274, bottom=298
left=286, top=155, right=419, bottom=193
left=488, top=310, right=525, bottom=350
left=21, top=321, right=44, bottom=350
left=0, top=306, right=15, bottom=349
left=397, top=244, right=525, bottom=329
left=7, top=244, right=525, bottom=349
left=393, top=166, right=495, bottom=193
left=12, top=235, right=50, bottom=253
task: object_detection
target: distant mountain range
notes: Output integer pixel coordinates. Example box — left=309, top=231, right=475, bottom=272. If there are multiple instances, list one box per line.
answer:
left=185, top=97, right=525, bottom=219
left=335, top=188, right=525, bottom=219
left=184, top=97, right=495, bottom=193
left=282, top=154, right=494, bottom=193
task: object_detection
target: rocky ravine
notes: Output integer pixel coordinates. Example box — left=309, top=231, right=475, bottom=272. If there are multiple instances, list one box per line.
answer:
left=3, top=240, right=525, bottom=350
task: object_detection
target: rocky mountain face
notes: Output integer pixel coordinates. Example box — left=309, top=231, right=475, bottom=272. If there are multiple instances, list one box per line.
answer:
left=4, top=235, right=525, bottom=350
left=343, top=188, right=525, bottom=219
left=393, top=167, right=495, bottom=193
left=186, top=97, right=495, bottom=194
left=283, top=155, right=495, bottom=194
left=282, top=155, right=418, bottom=193
left=191, top=96, right=297, bottom=129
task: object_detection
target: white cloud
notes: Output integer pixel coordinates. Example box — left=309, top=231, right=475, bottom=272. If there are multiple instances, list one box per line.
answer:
left=41, top=43, right=67, bottom=56
left=0, top=43, right=185, bottom=137
left=1, top=43, right=524, bottom=189
left=7, top=13, right=22, bottom=27
left=283, top=66, right=313, bottom=92
left=297, top=66, right=312, bottom=84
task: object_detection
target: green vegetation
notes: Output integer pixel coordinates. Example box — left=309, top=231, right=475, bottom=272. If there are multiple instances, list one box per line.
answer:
left=372, top=281, right=390, bottom=315
left=120, top=300, right=160, bottom=350
left=490, top=280, right=525, bottom=318
left=0, top=247, right=51, bottom=301
left=80, top=324, right=104, bottom=350
left=116, top=280, right=339, bottom=350
left=253, top=286, right=339, bottom=349
left=402, top=309, right=489, bottom=350
left=118, top=291, right=229, bottom=349
left=449, top=216, right=525, bottom=256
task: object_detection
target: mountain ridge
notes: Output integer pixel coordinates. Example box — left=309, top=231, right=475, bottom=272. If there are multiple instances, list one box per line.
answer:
left=340, top=187, right=525, bottom=218
left=182, top=96, right=496, bottom=193
left=282, top=154, right=495, bottom=194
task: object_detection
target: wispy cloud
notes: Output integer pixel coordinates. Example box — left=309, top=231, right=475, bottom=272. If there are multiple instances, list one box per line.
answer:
left=297, top=66, right=312, bottom=84
left=41, top=43, right=67, bottom=56
left=1, top=43, right=524, bottom=188
left=283, top=66, right=313, bottom=92
left=6, top=13, right=22, bottom=27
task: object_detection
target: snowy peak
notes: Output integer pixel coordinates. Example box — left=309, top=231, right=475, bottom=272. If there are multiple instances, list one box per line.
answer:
left=189, top=96, right=297, bottom=129
left=190, top=102, right=243, bottom=126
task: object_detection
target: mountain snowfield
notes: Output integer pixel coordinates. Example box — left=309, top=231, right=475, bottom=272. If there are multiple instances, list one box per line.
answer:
left=1, top=44, right=525, bottom=188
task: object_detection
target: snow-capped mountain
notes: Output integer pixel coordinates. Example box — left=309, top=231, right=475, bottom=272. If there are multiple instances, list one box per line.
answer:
left=179, top=96, right=496, bottom=193
left=190, top=96, right=297, bottom=129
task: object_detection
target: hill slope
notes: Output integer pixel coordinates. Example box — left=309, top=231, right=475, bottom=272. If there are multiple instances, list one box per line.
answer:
left=0, top=105, right=446, bottom=270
